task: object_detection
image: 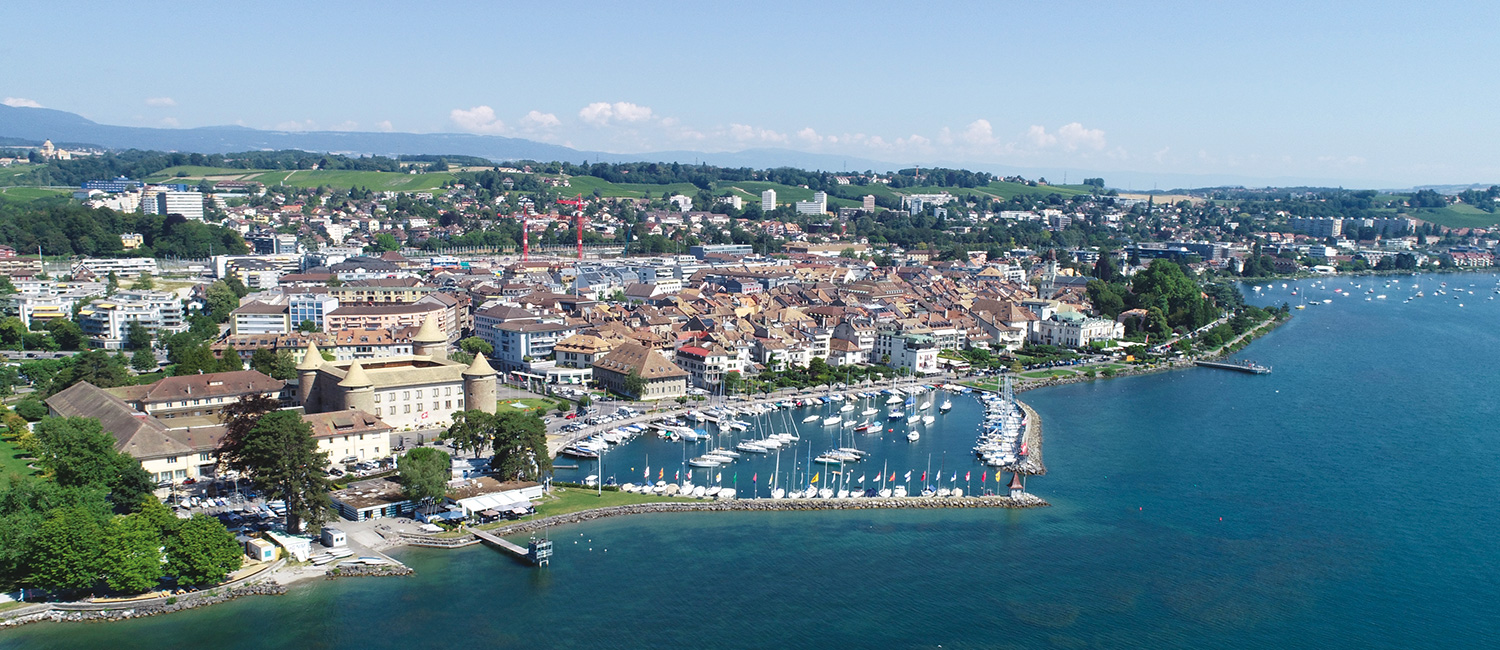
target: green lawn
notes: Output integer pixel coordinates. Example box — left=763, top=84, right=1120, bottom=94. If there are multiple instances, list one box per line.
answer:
left=500, top=397, right=562, bottom=413
left=555, top=175, right=701, bottom=199
left=1402, top=205, right=1500, bottom=229
left=0, top=435, right=39, bottom=480
left=1021, top=369, right=1077, bottom=379
left=252, top=169, right=455, bottom=191
left=0, top=186, right=70, bottom=202
left=476, top=486, right=676, bottom=532
left=143, top=165, right=264, bottom=181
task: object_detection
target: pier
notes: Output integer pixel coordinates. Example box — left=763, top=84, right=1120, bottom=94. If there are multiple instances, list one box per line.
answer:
left=1194, top=360, right=1272, bottom=374
left=470, top=528, right=554, bottom=566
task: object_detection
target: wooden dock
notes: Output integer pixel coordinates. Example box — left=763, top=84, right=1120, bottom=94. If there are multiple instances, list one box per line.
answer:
left=470, top=528, right=553, bottom=566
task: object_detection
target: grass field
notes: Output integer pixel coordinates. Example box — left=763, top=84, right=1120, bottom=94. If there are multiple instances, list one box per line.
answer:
left=558, top=175, right=701, bottom=199
left=0, top=186, right=70, bottom=202
left=1403, top=205, right=1500, bottom=229
left=143, top=165, right=264, bottom=182
left=250, top=169, right=455, bottom=191
left=0, top=435, right=38, bottom=479
left=1021, top=369, right=1078, bottom=379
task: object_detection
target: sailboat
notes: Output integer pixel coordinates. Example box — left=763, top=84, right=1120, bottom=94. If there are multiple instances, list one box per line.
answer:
left=939, top=397, right=952, bottom=412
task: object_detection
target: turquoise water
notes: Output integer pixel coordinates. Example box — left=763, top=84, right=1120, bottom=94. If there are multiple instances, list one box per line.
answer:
left=7, top=272, right=1500, bottom=649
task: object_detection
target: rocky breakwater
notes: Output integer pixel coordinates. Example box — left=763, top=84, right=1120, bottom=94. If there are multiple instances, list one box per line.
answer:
left=325, top=563, right=414, bottom=579
left=1016, top=400, right=1046, bottom=476
left=0, top=581, right=287, bottom=627
left=486, top=494, right=1050, bottom=538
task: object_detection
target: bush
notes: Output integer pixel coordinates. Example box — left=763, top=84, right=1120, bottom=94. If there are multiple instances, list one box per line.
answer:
left=14, top=399, right=47, bottom=421
left=1102, top=368, right=1118, bottom=378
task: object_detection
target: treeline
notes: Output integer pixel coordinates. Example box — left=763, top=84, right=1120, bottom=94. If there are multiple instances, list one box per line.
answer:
left=5, top=149, right=493, bottom=187
left=1087, top=259, right=1225, bottom=336
left=0, top=198, right=248, bottom=257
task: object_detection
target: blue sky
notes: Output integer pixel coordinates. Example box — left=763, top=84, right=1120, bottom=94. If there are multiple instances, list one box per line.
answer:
left=2, top=0, right=1496, bottom=187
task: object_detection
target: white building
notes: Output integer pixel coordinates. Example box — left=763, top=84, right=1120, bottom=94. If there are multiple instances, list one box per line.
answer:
left=147, top=191, right=205, bottom=221
left=862, top=195, right=876, bottom=211
left=77, top=289, right=187, bottom=348
left=761, top=189, right=777, bottom=211
left=1031, top=312, right=1124, bottom=348
left=289, top=293, right=340, bottom=330
left=874, top=330, right=940, bottom=375
left=73, top=257, right=159, bottom=279
left=794, top=191, right=828, bottom=215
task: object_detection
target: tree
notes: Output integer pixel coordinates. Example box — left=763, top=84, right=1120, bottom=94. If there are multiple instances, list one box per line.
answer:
left=217, top=346, right=244, bottom=372
left=444, top=410, right=492, bottom=458
left=106, top=271, right=119, bottom=296
left=29, top=505, right=104, bottom=592
left=623, top=370, right=647, bottom=398
left=373, top=233, right=400, bottom=252
left=216, top=404, right=332, bottom=533
left=14, top=398, right=47, bottom=421
left=458, top=337, right=493, bottom=357
left=124, top=321, right=153, bottom=351
left=101, top=513, right=163, bottom=594
left=397, top=447, right=451, bottom=503
left=45, top=319, right=86, bottom=351
left=131, top=348, right=157, bottom=373
left=0, top=317, right=26, bottom=349
left=1092, top=254, right=1119, bottom=282
left=204, top=281, right=239, bottom=322
left=133, top=273, right=155, bottom=291
left=171, top=344, right=218, bottom=376
left=489, top=411, right=550, bottom=481
left=164, top=514, right=241, bottom=587
left=31, top=416, right=154, bottom=511
left=249, top=348, right=296, bottom=380
left=297, top=319, right=318, bottom=333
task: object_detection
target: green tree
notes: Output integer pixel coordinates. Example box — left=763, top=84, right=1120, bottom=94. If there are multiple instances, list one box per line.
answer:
left=458, top=337, right=493, bottom=357
left=0, top=317, right=26, bottom=349
left=216, top=403, right=332, bottom=533
left=171, top=344, right=218, bottom=376
left=131, top=348, right=157, bottom=373
left=125, top=321, right=153, bottom=351
left=623, top=370, right=647, bottom=398
left=444, top=410, right=492, bottom=458
left=45, top=318, right=86, bottom=351
left=248, top=348, right=296, bottom=380
left=217, top=346, right=244, bottom=372
left=397, top=447, right=451, bottom=503
left=164, top=514, right=241, bottom=587
left=101, top=513, right=163, bottom=594
left=31, top=416, right=154, bottom=511
left=29, top=505, right=104, bottom=592
left=14, top=398, right=47, bottom=421
left=133, top=272, right=155, bottom=291
left=204, top=281, right=239, bottom=322
left=106, top=271, right=119, bottom=296
left=489, top=411, right=550, bottom=481
left=373, top=233, right=400, bottom=252
left=296, top=319, right=318, bottom=333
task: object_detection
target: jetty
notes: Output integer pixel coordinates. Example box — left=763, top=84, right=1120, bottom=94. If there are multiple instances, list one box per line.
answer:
left=1194, top=360, right=1272, bottom=374
left=470, top=528, right=554, bottom=566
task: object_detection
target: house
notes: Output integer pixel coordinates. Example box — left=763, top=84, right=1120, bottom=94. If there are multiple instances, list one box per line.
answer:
left=1032, top=312, right=1125, bottom=348
left=591, top=341, right=689, bottom=400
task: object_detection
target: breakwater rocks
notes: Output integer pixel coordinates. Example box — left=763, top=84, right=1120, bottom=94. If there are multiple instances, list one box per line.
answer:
left=0, top=581, right=287, bottom=627
left=1016, top=401, right=1047, bottom=476
left=486, top=495, right=1050, bottom=538
left=325, top=564, right=414, bottom=579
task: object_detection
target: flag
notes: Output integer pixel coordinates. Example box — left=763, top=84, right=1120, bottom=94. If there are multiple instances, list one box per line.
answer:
left=904, top=471, right=912, bottom=481
left=952, top=472, right=958, bottom=482
left=753, top=473, right=758, bottom=482
left=965, top=471, right=971, bottom=481
left=715, top=473, right=721, bottom=483
left=658, top=468, right=664, bottom=480
left=889, top=472, right=896, bottom=482
left=858, top=474, right=866, bottom=483
left=644, top=466, right=649, bottom=479
left=732, top=473, right=737, bottom=483
left=921, top=471, right=926, bottom=482
left=981, top=471, right=987, bottom=483
left=811, top=473, right=819, bottom=484
left=675, top=470, right=679, bottom=481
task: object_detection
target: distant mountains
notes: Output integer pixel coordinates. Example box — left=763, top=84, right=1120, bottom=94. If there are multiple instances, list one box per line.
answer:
left=0, top=104, right=1463, bottom=191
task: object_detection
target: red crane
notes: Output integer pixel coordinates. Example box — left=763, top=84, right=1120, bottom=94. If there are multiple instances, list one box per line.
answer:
left=556, top=193, right=588, bottom=261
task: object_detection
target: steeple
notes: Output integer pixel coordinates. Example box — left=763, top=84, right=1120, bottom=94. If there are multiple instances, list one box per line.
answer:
left=296, top=340, right=323, bottom=370
left=338, top=361, right=372, bottom=388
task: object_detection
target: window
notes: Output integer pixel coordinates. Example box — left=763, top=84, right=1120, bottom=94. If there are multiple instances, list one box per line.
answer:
left=403, top=391, right=410, bottom=400
left=445, top=386, right=452, bottom=396
left=458, top=398, right=464, bottom=408
left=416, top=389, right=423, bottom=399
left=167, top=456, right=179, bottom=464
left=404, top=404, right=411, bottom=414
left=175, top=469, right=187, bottom=479
left=199, top=452, right=212, bottom=462
left=445, top=400, right=451, bottom=409
left=374, top=393, right=382, bottom=403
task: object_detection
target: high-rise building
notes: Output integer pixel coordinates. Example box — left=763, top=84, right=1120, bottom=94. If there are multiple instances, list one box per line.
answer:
left=154, top=191, right=205, bottom=221
left=862, top=194, right=876, bottom=211
left=761, top=189, right=776, bottom=211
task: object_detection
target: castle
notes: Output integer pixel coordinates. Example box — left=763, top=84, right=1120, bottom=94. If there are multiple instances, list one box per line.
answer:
left=297, top=315, right=497, bottom=429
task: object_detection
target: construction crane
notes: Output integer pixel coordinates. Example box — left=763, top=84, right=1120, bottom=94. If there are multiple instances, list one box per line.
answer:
left=555, top=193, right=588, bottom=261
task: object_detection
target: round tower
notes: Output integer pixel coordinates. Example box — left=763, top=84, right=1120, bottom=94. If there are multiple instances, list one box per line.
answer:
left=339, top=361, right=376, bottom=413
left=462, top=353, right=498, bottom=414
left=412, top=314, right=447, bottom=361
left=1008, top=472, right=1026, bottom=500
left=296, top=340, right=324, bottom=411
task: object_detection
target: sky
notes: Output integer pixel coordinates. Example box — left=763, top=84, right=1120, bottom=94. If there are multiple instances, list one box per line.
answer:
left=2, top=0, right=1498, bottom=188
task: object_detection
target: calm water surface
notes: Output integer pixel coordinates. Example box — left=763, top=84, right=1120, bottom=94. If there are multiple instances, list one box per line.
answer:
left=6, top=272, right=1499, bottom=649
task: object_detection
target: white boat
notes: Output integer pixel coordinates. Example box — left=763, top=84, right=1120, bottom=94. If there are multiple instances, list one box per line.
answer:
left=919, top=401, right=931, bottom=411
left=688, top=456, right=721, bottom=467
left=906, top=414, right=920, bottom=425
left=922, top=415, right=935, bottom=426
left=735, top=441, right=769, bottom=453
left=692, top=486, right=707, bottom=498
left=861, top=407, right=879, bottom=417
left=939, top=400, right=952, bottom=412
left=705, top=486, right=722, bottom=497
left=771, top=488, right=785, bottom=499
left=840, top=404, right=855, bottom=413
left=802, top=415, right=819, bottom=423
left=822, top=416, right=842, bottom=426
left=885, top=395, right=903, bottom=405
left=907, top=431, right=920, bottom=442
left=951, top=488, right=963, bottom=497
left=878, top=488, right=893, bottom=498
left=817, top=488, right=834, bottom=499
left=837, top=490, right=851, bottom=499
left=893, top=486, right=908, bottom=497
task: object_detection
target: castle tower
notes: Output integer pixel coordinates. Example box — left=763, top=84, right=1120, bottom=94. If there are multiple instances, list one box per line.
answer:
left=412, top=314, right=447, bottom=361
left=1008, top=472, right=1026, bottom=500
left=462, top=353, right=498, bottom=414
left=296, top=340, right=324, bottom=411
left=338, top=361, right=375, bottom=413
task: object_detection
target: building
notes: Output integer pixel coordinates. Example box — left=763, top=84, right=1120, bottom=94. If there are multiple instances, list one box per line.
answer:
left=1288, top=216, right=1342, bottom=238
left=591, top=341, right=689, bottom=401
left=288, top=293, right=339, bottom=330
left=82, top=177, right=143, bottom=193
left=674, top=344, right=732, bottom=388
left=874, top=330, right=940, bottom=375
left=46, top=382, right=225, bottom=487
left=1032, top=312, right=1125, bottom=348
left=230, top=301, right=291, bottom=335
left=325, top=278, right=434, bottom=305
left=78, top=289, right=187, bottom=348
left=73, top=257, right=159, bottom=278
left=148, top=191, right=205, bottom=221
left=106, top=370, right=285, bottom=420
left=761, top=189, right=776, bottom=211
left=323, top=300, right=456, bottom=342
left=794, top=191, right=828, bottom=215
left=689, top=244, right=754, bottom=260
left=303, top=410, right=394, bottom=465
left=488, top=320, right=578, bottom=372
left=862, top=195, right=876, bottom=211
left=120, top=233, right=144, bottom=250
left=298, top=316, right=497, bottom=430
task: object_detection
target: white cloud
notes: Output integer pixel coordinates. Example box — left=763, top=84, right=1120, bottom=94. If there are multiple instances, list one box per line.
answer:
left=160, top=117, right=180, bottom=127
left=376, top=120, right=394, bottom=132
left=797, top=127, right=823, bottom=144
left=1056, top=122, right=1106, bottom=151
left=578, top=101, right=653, bottom=126
left=1026, top=125, right=1058, bottom=148
left=961, top=119, right=996, bottom=146
left=450, top=105, right=506, bottom=133
left=2, top=97, right=42, bottom=108
left=727, top=123, right=787, bottom=144
left=145, top=97, right=176, bottom=107
left=520, top=110, right=561, bottom=129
